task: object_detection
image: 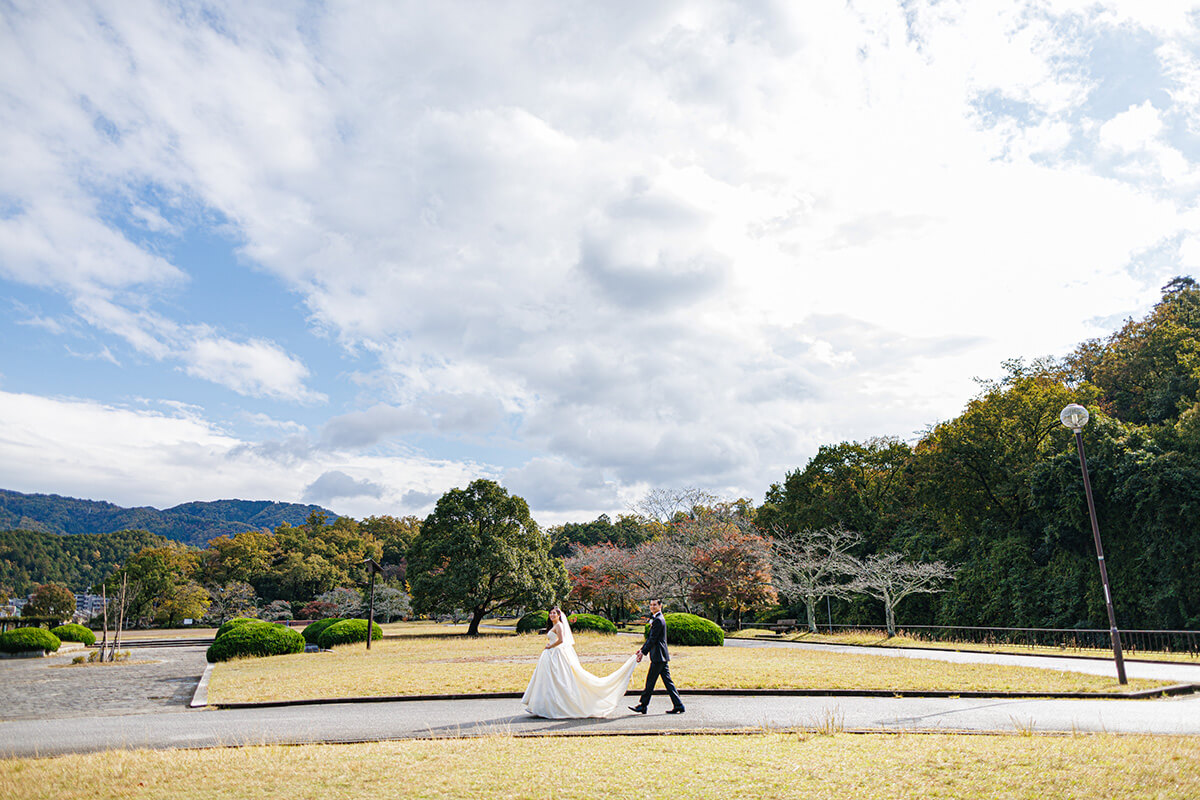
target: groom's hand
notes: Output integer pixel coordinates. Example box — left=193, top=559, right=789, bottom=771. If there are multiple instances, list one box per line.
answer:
left=634, top=651, right=643, bottom=662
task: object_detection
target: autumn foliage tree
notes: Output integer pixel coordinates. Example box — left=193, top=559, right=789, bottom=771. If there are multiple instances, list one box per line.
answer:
left=689, top=529, right=776, bottom=627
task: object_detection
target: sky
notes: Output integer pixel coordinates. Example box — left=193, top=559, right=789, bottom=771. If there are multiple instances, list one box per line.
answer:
left=2, top=1, right=1199, bottom=525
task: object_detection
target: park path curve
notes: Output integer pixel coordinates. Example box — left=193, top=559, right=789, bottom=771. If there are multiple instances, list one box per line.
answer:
left=2, top=691, right=1199, bottom=758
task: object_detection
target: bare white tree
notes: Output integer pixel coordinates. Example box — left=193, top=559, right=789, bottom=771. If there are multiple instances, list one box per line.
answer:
left=846, top=553, right=956, bottom=637
left=770, top=527, right=862, bottom=633
left=633, top=487, right=719, bottom=523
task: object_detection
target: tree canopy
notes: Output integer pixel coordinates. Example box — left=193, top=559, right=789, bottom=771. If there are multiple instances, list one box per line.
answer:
left=407, top=479, right=568, bottom=635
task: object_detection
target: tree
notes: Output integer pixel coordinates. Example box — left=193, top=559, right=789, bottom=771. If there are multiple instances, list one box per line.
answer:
left=23, top=582, right=76, bottom=623
left=157, top=581, right=210, bottom=626
left=689, top=529, right=776, bottom=626
left=203, top=581, right=259, bottom=624
left=107, top=544, right=204, bottom=627
left=372, top=587, right=412, bottom=622
left=770, top=527, right=861, bottom=632
left=315, top=587, right=363, bottom=617
left=846, top=552, right=956, bottom=636
left=565, top=543, right=639, bottom=621
left=634, top=487, right=719, bottom=524
left=407, top=479, right=568, bottom=635
left=360, top=515, right=421, bottom=571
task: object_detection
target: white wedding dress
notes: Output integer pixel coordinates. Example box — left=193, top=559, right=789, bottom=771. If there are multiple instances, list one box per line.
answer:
left=521, top=619, right=638, bottom=718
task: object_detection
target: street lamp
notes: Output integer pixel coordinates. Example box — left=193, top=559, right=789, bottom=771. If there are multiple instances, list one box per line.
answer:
left=1059, top=404, right=1127, bottom=684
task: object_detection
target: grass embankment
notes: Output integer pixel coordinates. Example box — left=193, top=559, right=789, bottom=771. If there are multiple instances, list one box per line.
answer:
left=207, top=629, right=1165, bottom=704
left=728, top=628, right=1200, bottom=663
left=2, top=734, right=1197, bottom=800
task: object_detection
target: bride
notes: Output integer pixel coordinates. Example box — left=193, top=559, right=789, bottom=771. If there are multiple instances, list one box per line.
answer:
left=521, top=608, right=638, bottom=718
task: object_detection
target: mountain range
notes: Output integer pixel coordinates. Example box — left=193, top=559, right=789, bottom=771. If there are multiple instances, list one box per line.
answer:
left=0, top=489, right=338, bottom=547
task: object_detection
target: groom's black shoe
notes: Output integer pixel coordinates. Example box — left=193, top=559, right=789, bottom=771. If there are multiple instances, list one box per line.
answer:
left=666, top=707, right=686, bottom=714
left=628, top=705, right=647, bottom=714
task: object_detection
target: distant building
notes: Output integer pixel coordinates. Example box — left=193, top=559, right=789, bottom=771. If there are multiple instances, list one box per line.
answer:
left=74, top=593, right=107, bottom=620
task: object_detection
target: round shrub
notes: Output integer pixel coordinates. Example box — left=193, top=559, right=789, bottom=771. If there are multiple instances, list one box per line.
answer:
left=516, top=610, right=549, bottom=634
left=206, top=621, right=305, bottom=663
left=316, top=618, right=383, bottom=649
left=301, top=617, right=349, bottom=645
left=0, top=627, right=62, bottom=654
left=643, top=612, right=724, bottom=647
left=216, top=617, right=260, bottom=639
left=50, top=623, right=96, bottom=646
left=567, top=613, right=617, bottom=634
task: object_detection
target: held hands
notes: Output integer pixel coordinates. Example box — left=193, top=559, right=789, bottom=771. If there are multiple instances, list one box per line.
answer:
left=634, top=650, right=643, bottom=662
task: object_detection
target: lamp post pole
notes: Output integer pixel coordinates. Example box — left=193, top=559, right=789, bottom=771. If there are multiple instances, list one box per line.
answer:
left=1060, top=404, right=1127, bottom=685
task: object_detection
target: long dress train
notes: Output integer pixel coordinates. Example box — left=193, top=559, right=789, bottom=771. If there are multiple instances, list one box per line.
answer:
left=521, top=629, right=638, bottom=718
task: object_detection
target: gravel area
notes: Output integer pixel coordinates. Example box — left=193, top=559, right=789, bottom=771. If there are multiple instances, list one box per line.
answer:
left=0, top=645, right=208, bottom=720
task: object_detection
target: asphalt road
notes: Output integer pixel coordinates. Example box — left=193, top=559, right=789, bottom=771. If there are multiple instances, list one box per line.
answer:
left=2, top=691, right=1199, bottom=758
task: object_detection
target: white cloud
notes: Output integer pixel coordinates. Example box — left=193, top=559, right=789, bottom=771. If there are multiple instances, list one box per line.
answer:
left=2, top=2, right=1199, bottom=518
left=0, top=390, right=481, bottom=519
left=182, top=337, right=326, bottom=404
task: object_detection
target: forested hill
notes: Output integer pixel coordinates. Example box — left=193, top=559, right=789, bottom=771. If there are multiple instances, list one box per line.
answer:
left=0, top=490, right=337, bottom=547
left=0, top=529, right=167, bottom=596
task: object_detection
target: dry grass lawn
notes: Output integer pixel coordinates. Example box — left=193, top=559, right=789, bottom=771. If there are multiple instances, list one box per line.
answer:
left=729, top=628, right=1200, bottom=663
left=207, top=630, right=1166, bottom=704
left=1, top=733, right=1197, bottom=800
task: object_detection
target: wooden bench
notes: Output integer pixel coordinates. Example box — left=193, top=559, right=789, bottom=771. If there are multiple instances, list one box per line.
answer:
left=769, top=618, right=797, bottom=634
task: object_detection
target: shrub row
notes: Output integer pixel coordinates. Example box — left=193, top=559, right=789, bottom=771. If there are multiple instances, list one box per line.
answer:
left=567, top=613, right=617, bottom=634
left=206, top=621, right=305, bottom=663
left=644, top=613, right=724, bottom=647
left=516, top=610, right=549, bottom=633
left=0, top=627, right=61, bottom=654
left=50, top=623, right=96, bottom=646
left=316, top=619, right=382, bottom=648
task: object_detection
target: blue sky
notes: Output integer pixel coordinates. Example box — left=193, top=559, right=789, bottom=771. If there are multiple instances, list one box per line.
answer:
left=2, top=1, right=1199, bottom=524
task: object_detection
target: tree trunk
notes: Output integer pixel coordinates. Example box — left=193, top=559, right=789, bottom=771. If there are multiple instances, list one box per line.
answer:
left=467, top=608, right=485, bottom=636
left=805, top=594, right=818, bottom=633
left=884, top=601, right=896, bottom=638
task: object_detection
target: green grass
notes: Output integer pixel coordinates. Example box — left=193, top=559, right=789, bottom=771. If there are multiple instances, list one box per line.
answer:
left=206, top=627, right=1167, bottom=704
left=1, top=734, right=1197, bottom=799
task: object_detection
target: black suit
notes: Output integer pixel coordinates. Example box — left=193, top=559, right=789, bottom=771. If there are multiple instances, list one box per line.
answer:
left=639, top=611, right=683, bottom=710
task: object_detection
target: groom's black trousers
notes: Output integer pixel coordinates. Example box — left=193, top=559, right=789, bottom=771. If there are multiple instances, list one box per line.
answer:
left=639, top=659, right=683, bottom=709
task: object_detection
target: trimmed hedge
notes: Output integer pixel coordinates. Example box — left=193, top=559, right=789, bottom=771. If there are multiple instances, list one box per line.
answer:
left=0, top=627, right=62, bottom=654
left=516, top=610, right=549, bottom=634
left=316, top=618, right=383, bottom=649
left=567, top=613, right=617, bottom=634
left=216, top=617, right=260, bottom=639
left=206, top=621, right=305, bottom=663
left=301, top=617, right=349, bottom=645
left=50, top=623, right=96, bottom=646
left=643, top=612, right=724, bottom=647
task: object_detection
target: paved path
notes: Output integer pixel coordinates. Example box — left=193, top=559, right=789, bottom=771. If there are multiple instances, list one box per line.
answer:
left=719, top=637, right=1200, bottom=684
left=2, top=691, right=1199, bottom=757
left=0, top=645, right=209, bottom=721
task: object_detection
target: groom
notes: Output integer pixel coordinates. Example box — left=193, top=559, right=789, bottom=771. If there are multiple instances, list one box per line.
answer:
left=629, top=598, right=685, bottom=715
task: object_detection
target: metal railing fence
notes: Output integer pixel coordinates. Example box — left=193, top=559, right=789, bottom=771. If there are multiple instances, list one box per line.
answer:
left=737, top=622, right=1200, bottom=657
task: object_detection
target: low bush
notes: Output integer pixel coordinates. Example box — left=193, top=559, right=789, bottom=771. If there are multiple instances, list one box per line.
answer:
left=316, top=618, right=383, bottom=649
left=0, top=626, right=62, bottom=654
left=567, top=613, right=617, bottom=634
left=643, top=613, right=724, bottom=647
left=216, top=617, right=260, bottom=639
left=206, top=622, right=305, bottom=663
left=301, top=617, right=348, bottom=645
left=516, top=610, right=549, bottom=634
left=50, top=623, right=97, bottom=646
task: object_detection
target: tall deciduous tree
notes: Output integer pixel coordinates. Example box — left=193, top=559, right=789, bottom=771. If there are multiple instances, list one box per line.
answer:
left=23, top=582, right=77, bottom=623
left=770, top=527, right=862, bottom=633
left=846, top=553, right=955, bottom=636
left=407, top=479, right=568, bottom=635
